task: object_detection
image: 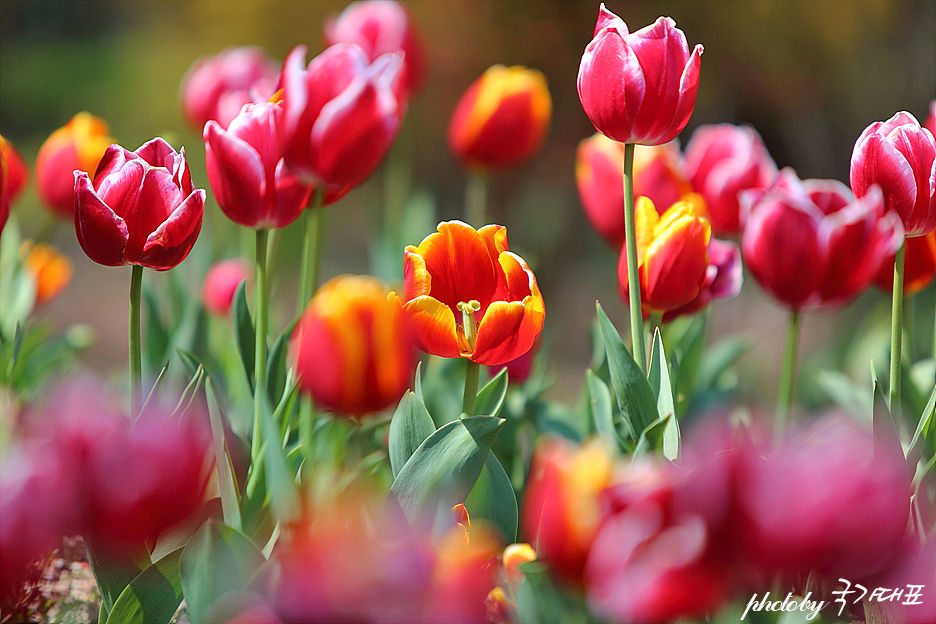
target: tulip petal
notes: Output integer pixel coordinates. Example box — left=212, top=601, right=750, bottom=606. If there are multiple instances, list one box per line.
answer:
left=850, top=132, right=917, bottom=225
left=472, top=296, right=544, bottom=366
left=497, top=251, right=535, bottom=302
left=135, top=137, right=178, bottom=170
left=578, top=28, right=646, bottom=143
left=401, top=295, right=465, bottom=359
left=640, top=214, right=710, bottom=311
left=74, top=171, right=129, bottom=267
left=124, top=168, right=186, bottom=260
left=630, top=18, right=691, bottom=144
left=204, top=119, right=265, bottom=227
left=403, top=246, right=431, bottom=301
left=139, top=189, right=205, bottom=270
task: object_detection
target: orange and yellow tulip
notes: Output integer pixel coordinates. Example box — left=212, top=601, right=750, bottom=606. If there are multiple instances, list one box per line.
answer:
left=23, top=242, right=73, bottom=306
left=393, top=220, right=545, bottom=367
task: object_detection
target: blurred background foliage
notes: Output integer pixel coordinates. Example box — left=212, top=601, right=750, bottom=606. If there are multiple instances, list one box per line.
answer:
left=1, top=0, right=934, bottom=406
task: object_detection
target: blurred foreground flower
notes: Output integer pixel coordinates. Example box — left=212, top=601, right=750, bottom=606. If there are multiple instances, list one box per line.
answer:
left=74, top=138, right=205, bottom=270
left=392, top=221, right=544, bottom=366
left=203, top=258, right=251, bottom=316
left=741, top=168, right=902, bottom=310
left=291, top=274, right=414, bottom=415
left=22, top=241, right=72, bottom=306
left=448, top=65, right=552, bottom=172
left=325, top=0, right=428, bottom=95
left=180, top=46, right=279, bottom=131
left=577, top=6, right=702, bottom=146
left=1, top=134, right=29, bottom=233
left=875, top=230, right=936, bottom=294
left=36, top=112, right=113, bottom=218
left=205, top=101, right=313, bottom=229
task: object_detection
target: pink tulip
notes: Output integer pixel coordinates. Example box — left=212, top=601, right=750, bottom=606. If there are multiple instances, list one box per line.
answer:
left=325, top=0, right=428, bottom=95
left=180, top=46, right=279, bottom=131
left=851, top=111, right=936, bottom=237
left=205, top=102, right=313, bottom=229
left=578, top=5, right=702, bottom=146
left=741, top=168, right=902, bottom=310
left=279, top=43, right=406, bottom=200
left=202, top=258, right=251, bottom=316
left=924, top=100, right=935, bottom=138
left=684, top=124, right=777, bottom=236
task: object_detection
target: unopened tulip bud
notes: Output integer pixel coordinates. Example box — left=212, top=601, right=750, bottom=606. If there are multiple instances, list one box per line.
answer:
left=23, top=242, right=72, bottom=306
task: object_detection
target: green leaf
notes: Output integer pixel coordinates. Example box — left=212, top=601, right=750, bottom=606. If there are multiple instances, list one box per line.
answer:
left=388, top=391, right=437, bottom=479
left=143, top=287, right=170, bottom=373
left=907, top=384, right=935, bottom=467
left=180, top=522, right=266, bottom=624
left=695, top=337, right=751, bottom=392
left=464, top=452, right=518, bottom=543
left=414, top=361, right=425, bottom=402
left=388, top=416, right=504, bottom=527
left=105, top=548, right=184, bottom=624
left=516, top=561, right=588, bottom=624
left=266, top=319, right=297, bottom=407
left=648, top=329, right=675, bottom=421
left=586, top=369, right=620, bottom=451
left=817, top=369, right=873, bottom=422
left=86, top=538, right=151, bottom=616
left=475, top=367, right=508, bottom=418
left=231, top=279, right=255, bottom=391
left=206, top=379, right=242, bottom=531
left=596, top=302, right=657, bottom=434
left=870, top=361, right=902, bottom=459
left=662, top=412, right=681, bottom=463
left=258, top=383, right=301, bottom=524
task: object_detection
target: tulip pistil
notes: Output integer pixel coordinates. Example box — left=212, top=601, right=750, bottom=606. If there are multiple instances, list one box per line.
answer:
left=457, top=300, right=481, bottom=350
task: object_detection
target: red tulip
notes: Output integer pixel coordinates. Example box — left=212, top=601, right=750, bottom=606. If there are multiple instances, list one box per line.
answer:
left=874, top=230, right=936, bottom=295
left=851, top=111, right=936, bottom=237
left=280, top=43, right=406, bottom=200
left=35, top=112, right=113, bottom=218
left=74, top=138, right=205, bottom=271
left=741, top=168, right=902, bottom=310
left=205, top=102, right=313, bottom=229
left=325, top=0, right=428, bottom=95
left=1, top=135, right=29, bottom=234
left=925, top=100, right=935, bottom=138
left=578, top=5, right=702, bottom=146
left=662, top=238, right=742, bottom=322
left=684, top=124, right=777, bottom=236
left=392, top=221, right=545, bottom=366
left=448, top=65, right=552, bottom=172
left=291, top=274, right=414, bottom=416
left=180, top=46, right=279, bottom=131
left=202, top=258, right=251, bottom=316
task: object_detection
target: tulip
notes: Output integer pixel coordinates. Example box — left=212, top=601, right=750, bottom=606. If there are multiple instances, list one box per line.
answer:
left=205, top=101, right=313, bottom=229
left=662, top=238, right=742, bottom=322
left=202, top=258, right=251, bottom=316
left=74, top=138, right=205, bottom=271
left=577, top=133, right=692, bottom=248
left=577, top=6, right=703, bottom=146
left=874, top=230, right=936, bottom=295
left=23, top=242, right=73, bottom=306
left=1, top=135, right=29, bottom=234
left=290, top=274, right=414, bottom=415
left=448, top=65, right=552, bottom=172
left=851, top=111, right=936, bottom=237
left=325, top=0, right=428, bottom=95
left=487, top=337, right=538, bottom=385
left=279, top=43, right=406, bottom=199
left=618, top=196, right=712, bottom=313
left=925, top=99, right=935, bottom=138
left=35, top=112, right=113, bottom=218
left=684, top=123, right=777, bottom=236
left=392, top=220, right=545, bottom=367
left=180, top=46, right=279, bottom=131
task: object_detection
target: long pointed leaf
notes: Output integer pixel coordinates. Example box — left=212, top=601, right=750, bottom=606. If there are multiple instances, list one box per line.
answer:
left=231, top=279, right=255, bottom=391
left=206, top=379, right=242, bottom=531
left=388, top=391, right=437, bottom=478
left=596, top=302, right=657, bottom=434
left=105, top=548, right=184, bottom=624
left=586, top=369, right=620, bottom=452
left=475, top=367, right=508, bottom=418
left=464, top=452, right=518, bottom=542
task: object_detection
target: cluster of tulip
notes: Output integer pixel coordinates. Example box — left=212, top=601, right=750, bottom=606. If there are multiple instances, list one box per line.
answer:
left=1, top=1, right=935, bottom=623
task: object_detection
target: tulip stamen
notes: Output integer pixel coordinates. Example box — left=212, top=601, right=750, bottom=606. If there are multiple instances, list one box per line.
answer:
left=457, top=300, right=481, bottom=351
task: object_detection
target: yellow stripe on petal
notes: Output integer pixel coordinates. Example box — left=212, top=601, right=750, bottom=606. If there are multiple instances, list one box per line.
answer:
left=403, top=295, right=467, bottom=359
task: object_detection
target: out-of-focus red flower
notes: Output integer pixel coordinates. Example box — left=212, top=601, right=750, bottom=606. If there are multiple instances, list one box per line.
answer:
left=202, top=258, right=251, bottom=316
left=1, top=135, right=29, bottom=234
left=738, top=414, right=911, bottom=580
left=35, top=112, right=113, bottom=218
left=872, top=538, right=936, bottom=624
left=875, top=230, right=936, bottom=294
left=924, top=100, right=936, bottom=138
left=325, top=0, right=428, bottom=95
left=22, top=242, right=72, bottom=306
left=486, top=337, right=538, bottom=385
left=684, top=123, right=777, bottom=236
left=448, top=65, right=552, bottom=172
left=661, top=238, right=742, bottom=322
left=291, top=274, right=414, bottom=416
left=74, top=138, right=205, bottom=271
left=522, top=438, right=612, bottom=584
left=577, top=5, right=702, bottom=146
left=576, top=133, right=692, bottom=248
left=618, top=196, right=712, bottom=313
left=851, top=111, right=936, bottom=237
left=180, top=46, right=279, bottom=131
left=392, top=221, right=545, bottom=366
left=205, top=101, right=313, bottom=229
left=741, top=168, right=903, bottom=310
left=280, top=43, right=406, bottom=200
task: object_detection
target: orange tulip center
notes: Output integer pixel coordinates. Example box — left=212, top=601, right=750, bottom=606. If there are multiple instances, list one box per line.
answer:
left=456, top=299, right=481, bottom=351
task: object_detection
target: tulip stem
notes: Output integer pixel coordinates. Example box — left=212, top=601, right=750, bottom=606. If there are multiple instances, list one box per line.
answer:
left=776, top=309, right=801, bottom=438
left=128, top=264, right=144, bottom=417
left=622, top=143, right=646, bottom=371
left=889, top=241, right=905, bottom=417
left=251, top=229, right=270, bottom=462
left=463, top=360, right=480, bottom=417
left=298, top=189, right=325, bottom=314
left=466, top=173, right=488, bottom=227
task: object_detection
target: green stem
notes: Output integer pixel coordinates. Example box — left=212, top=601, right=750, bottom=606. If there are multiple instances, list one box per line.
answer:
left=251, top=229, right=270, bottom=462
left=466, top=173, right=488, bottom=227
left=622, top=143, right=646, bottom=371
left=776, top=309, right=801, bottom=438
left=889, top=241, right=905, bottom=417
left=298, top=190, right=325, bottom=314
left=128, top=264, right=144, bottom=417
left=463, top=360, right=480, bottom=417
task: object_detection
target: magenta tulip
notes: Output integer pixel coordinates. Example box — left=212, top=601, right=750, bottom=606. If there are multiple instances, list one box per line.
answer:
left=205, top=102, right=312, bottom=229
left=577, top=5, right=702, bottom=146
left=850, top=111, right=936, bottom=237
left=741, top=168, right=902, bottom=310
left=74, top=138, right=205, bottom=271
left=684, top=124, right=777, bottom=236
left=280, top=43, right=406, bottom=200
